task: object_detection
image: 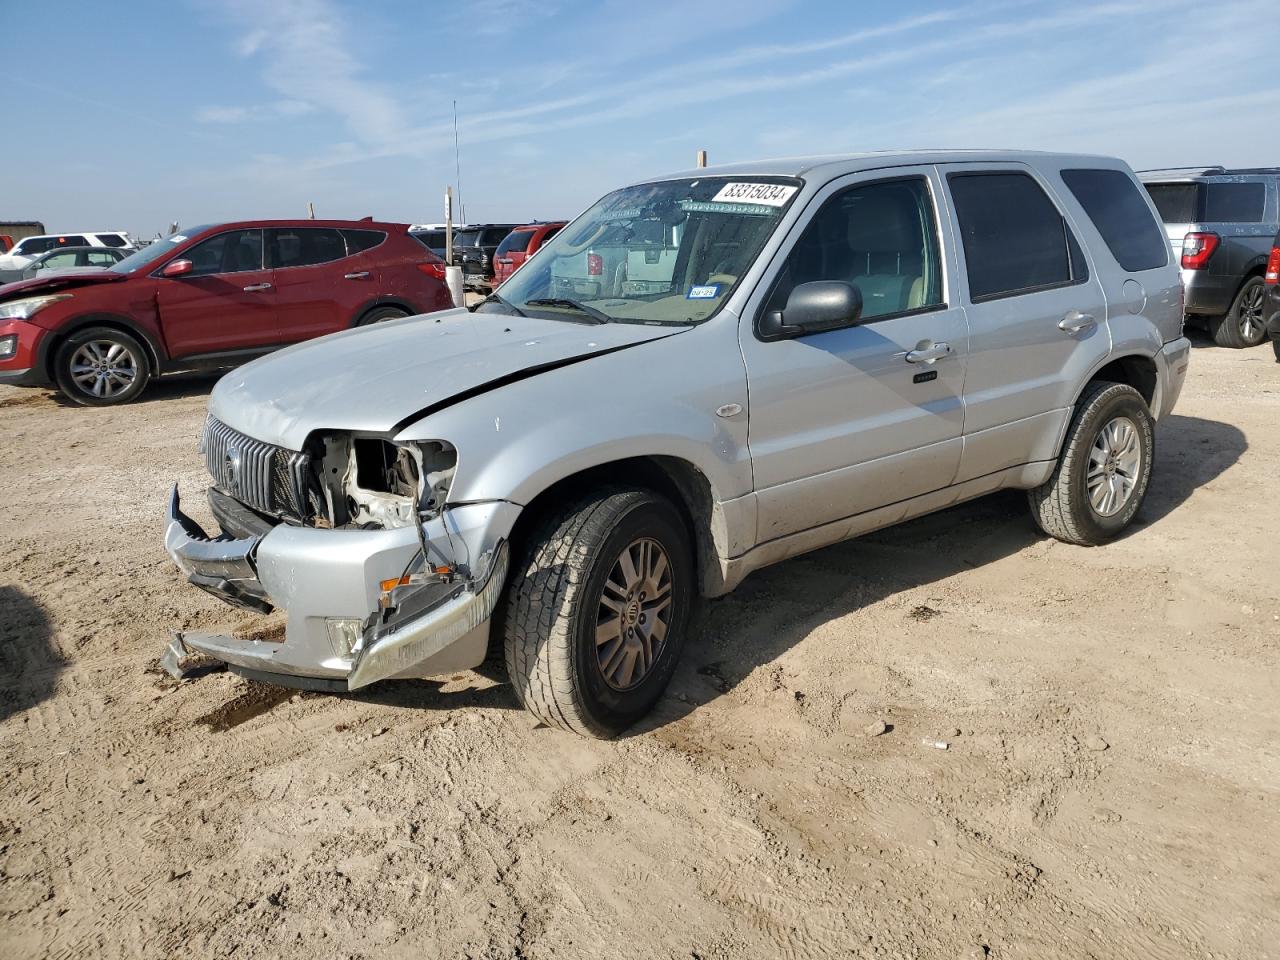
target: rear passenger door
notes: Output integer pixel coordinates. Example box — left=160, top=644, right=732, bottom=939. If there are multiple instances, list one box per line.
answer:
left=740, top=168, right=969, bottom=542
left=268, top=227, right=354, bottom=341
left=941, top=164, right=1108, bottom=484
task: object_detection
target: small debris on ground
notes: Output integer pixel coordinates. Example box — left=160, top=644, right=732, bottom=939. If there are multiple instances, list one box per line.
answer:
left=922, top=739, right=949, bottom=750
left=864, top=719, right=888, bottom=737
left=1083, top=735, right=1109, bottom=752
left=909, top=604, right=942, bottom=622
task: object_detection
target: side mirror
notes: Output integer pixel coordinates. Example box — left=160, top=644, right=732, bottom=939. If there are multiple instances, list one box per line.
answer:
left=758, top=280, right=863, bottom=340
left=162, top=259, right=193, bottom=278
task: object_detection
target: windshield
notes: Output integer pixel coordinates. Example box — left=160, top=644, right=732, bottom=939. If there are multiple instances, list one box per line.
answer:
left=110, top=226, right=212, bottom=274
left=484, top=176, right=800, bottom=325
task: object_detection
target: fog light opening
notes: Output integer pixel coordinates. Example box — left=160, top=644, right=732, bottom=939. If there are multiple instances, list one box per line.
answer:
left=325, top=618, right=363, bottom=658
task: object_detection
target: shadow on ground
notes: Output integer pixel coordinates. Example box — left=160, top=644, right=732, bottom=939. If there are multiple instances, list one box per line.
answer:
left=51, top=371, right=222, bottom=407
left=0, top=586, right=62, bottom=723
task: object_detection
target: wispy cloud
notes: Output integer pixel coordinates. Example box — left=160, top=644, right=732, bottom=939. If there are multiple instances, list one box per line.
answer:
left=196, top=100, right=315, bottom=124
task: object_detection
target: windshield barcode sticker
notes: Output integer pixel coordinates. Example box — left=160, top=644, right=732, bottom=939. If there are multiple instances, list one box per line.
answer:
left=710, top=182, right=798, bottom=207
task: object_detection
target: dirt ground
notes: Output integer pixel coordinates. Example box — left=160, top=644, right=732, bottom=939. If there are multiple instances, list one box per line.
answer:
left=1, top=335, right=1277, bottom=960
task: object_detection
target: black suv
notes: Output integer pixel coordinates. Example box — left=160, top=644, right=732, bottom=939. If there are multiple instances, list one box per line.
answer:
left=454, top=224, right=517, bottom=292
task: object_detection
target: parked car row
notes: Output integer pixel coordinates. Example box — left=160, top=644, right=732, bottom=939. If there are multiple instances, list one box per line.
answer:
left=0, top=230, right=133, bottom=283
left=159, top=150, right=1191, bottom=738
left=1139, top=166, right=1280, bottom=348
left=0, top=219, right=452, bottom=404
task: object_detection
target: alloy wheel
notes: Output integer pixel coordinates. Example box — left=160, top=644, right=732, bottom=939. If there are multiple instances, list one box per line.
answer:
left=1239, top=284, right=1264, bottom=340
left=595, top=537, right=673, bottom=691
left=1087, top=416, right=1142, bottom=517
left=69, top=340, right=139, bottom=399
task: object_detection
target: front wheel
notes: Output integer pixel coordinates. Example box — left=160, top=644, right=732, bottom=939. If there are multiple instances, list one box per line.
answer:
left=53, top=326, right=151, bottom=406
left=1211, top=277, right=1268, bottom=348
left=1029, top=381, right=1154, bottom=546
left=499, top=487, right=694, bottom=738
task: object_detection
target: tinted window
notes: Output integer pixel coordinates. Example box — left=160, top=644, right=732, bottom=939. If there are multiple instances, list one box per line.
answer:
left=481, top=227, right=511, bottom=245
left=949, top=172, right=1085, bottom=301
left=1061, top=169, right=1168, bottom=272
left=497, top=230, right=534, bottom=255
left=56, top=235, right=89, bottom=247
left=342, top=229, right=386, bottom=254
left=1144, top=183, right=1200, bottom=223
left=95, top=233, right=128, bottom=247
left=271, top=227, right=347, bottom=268
left=184, top=229, right=264, bottom=276
left=1204, top=182, right=1265, bottom=223
left=455, top=230, right=481, bottom=247
left=767, top=177, right=943, bottom=321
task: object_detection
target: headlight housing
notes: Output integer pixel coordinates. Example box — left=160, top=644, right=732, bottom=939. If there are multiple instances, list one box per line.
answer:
left=0, top=293, right=74, bottom=321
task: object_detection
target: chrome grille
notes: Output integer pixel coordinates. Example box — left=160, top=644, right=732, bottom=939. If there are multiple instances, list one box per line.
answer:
left=202, top=418, right=309, bottom=520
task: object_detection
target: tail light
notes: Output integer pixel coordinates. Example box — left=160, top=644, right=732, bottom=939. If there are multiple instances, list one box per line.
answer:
left=1265, top=244, right=1280, bottom=284
left=1180, top=232, right=1219, bottom=270
left=417, top=262, right=446, bottom=282
left=587, top=252, right=603, bottom=276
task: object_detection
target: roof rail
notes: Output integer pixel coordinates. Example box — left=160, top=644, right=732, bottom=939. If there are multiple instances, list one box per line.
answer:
left=1136, top=165, right=1226, bottom=177
left=1222, top=166, right=1280, bottom=176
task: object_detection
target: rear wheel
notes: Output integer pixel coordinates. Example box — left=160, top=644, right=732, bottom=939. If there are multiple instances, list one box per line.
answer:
left=356, top=305, right=409, bottom=327
left=499, top=487, right=694, bottom=738
left=1272, top=338, right=1280, bottom=363
left=53, top=326, right=150, bottom=406
left=1211, top=277, right=1267, bottom=348
left=1029, top=381, right=1154, bottom=546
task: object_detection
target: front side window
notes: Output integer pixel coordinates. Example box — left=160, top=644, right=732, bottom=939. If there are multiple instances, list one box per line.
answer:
left=948, top=172, right=1086, bottom=302
left=270, top=227, right=346, bottom=269
left=486, top=176, right=801, bottom=325
left=765, top=177, right=943, bottom=322
left=184, top=229, right=264, bottom=276
left=1061, top=168, right=1168, bottom=272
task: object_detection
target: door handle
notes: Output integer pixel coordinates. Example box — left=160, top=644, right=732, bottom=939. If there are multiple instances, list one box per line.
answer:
left=1058, top=310, right=1096, bottom=333
left=242, top=282, right=272, bottom=292
left=344, top=271, right=370, bottom=280
left=904, top=341, right=953, bottom=364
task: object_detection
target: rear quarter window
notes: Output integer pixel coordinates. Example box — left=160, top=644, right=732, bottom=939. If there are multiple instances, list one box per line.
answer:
left=1144, top=183, right=1200, bottom=224
left=95, top=233, right=128, bottom=247
left=341, top=229, right=386, bottom=254
left=1204, top=182, right=1265, bottom=223
left=1061, top=169, right=1168, bottom=272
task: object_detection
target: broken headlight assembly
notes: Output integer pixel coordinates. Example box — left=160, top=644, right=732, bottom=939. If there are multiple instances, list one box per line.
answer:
left=305, top=434, right=457, bottom=532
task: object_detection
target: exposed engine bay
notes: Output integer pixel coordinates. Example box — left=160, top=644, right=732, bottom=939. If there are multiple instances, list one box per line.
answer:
left=305, top=435, right=456, bottom=531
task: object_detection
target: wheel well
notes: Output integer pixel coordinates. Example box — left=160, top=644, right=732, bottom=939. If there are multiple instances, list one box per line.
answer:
left=44, top=316, right=162, bottom=380
left=505, top=456, right=724, bottom=597
left=1232, top=266, right=1266, bottom=301
left=353, top=300, right=414, bottom=326
left=1089, top=354, right=1157, bottom=408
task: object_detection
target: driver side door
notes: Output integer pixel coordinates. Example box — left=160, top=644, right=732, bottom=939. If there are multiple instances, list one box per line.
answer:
left=738, top=168, right=970, bottom=543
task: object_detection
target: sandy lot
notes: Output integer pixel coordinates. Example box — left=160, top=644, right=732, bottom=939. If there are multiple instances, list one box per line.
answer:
left=1, top=337, right=1277, bottom=960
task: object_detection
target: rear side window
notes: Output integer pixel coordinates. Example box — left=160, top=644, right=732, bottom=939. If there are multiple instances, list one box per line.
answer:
left=497, top=230, right=534, bottom=255
left=271, top=228, right=347, bottom=268
left=15, top=238, right=54, bottom=255
left=95, top=233, right=128, bottom=247
left=1061, top=169, right=1168, bottom=272
left=1144, top=183, right=1200, bottom=223
left=55, top=235, right=89, bottom=248
left=342, top=229, right=386, bottom=254
left=948, top=172, right=1087, bottom=302
left=1204, top=182, right=1265, bottom=223
left=481, top=228, right=511, bottom=245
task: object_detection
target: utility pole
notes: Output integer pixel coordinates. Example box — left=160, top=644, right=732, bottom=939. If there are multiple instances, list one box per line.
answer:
left=307, top=201, right=316, bottom=219
left=453, top=100, right=464, bottom=225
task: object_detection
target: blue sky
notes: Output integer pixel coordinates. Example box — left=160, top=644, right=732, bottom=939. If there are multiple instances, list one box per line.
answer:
left=5, top=0, right=1276, bottom=237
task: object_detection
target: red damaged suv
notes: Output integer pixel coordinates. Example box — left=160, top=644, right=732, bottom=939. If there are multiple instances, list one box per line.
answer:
left=0, top=219, right=453, bottom=405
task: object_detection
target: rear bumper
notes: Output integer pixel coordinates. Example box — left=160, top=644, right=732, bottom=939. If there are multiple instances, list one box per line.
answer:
left=1154, top=337, right=1191, bottom=420
left=163, top=486, right=518, bottom=688
left=1180, top=270, right=1235, bottom=316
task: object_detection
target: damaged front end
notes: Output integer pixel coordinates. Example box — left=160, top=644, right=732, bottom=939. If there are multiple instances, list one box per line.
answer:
left=164, top=419, right=517, bottom=691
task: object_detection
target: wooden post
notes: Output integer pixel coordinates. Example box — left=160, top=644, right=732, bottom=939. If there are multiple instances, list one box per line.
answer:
left=696, top=150, right=707, bottom=168
left=307, top=202, right=316, bottom=219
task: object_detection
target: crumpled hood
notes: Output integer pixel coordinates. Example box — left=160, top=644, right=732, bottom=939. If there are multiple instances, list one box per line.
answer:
left=211, top=308, right=688, bottom=450
left=0, top=269, right=126, bottom=300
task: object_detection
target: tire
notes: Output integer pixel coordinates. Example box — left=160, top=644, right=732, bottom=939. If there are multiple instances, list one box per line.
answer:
left=1210, top=276, right=1268, bottom=348
left=1029, top=381, right=1155, bottom=546
left=356, top=305, right=409, bottom=327
left=1272, top=338, right=1280, bottom=363
left=499, top=487, right=694, bottom=738
left=53, top=326, right=151, bottom=406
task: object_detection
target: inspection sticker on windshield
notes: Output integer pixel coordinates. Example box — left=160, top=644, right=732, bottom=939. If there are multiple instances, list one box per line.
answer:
left=711, top=182, right=798, bottom=207
left=687, top=284, right=720, bottom=300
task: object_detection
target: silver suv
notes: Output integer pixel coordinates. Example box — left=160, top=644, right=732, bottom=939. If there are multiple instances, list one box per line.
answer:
left=165, top=151, right=1190, bottom=737
left=1140, top=166, right=1280, bottom=348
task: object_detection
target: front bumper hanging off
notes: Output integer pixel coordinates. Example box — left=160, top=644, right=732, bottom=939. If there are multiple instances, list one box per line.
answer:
left=163, top=485, right=515, bottom=690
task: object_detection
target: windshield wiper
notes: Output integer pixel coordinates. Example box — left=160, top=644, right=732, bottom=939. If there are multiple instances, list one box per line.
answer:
left=524, top=297, right=610, bottom=324
left=476, top=292, right=526, bottom=317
